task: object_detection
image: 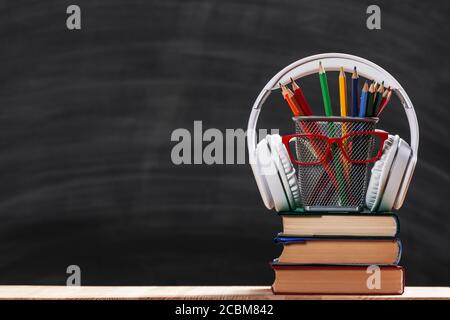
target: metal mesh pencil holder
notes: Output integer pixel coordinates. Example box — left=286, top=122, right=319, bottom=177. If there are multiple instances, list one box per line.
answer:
left=293, top=116, right=379, bottom=211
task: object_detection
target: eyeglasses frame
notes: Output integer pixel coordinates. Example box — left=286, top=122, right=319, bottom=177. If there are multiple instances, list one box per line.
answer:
left=281, top=131, right=389, bottom=165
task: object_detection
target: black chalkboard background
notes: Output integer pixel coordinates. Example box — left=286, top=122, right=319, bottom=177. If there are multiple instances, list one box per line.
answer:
left=0, top=0, right=448, bottom=285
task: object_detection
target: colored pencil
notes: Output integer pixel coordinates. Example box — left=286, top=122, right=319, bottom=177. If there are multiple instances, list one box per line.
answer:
left=377, top=88, right=393, bottom=116
left=373, top=82, right=385, bottom=116
left=291, top=78, right=313, bottom=116
left=317, top=63, right=345, bottom=204
left=373, top=82, right=379, bottom=93
left=371, top=91, right=379, bottom=116
left=338, top=67, right=348, bottom=117
left=351, top=67, right=359, bottom=117
left=281, top=83, right=302, bottom=116
left=338, top=67, right=351, bottom=187
left=376, top=89, right=389, bottom=116
left=366, top=82, right=376, bottom=117
left=319, top=62, right=333, bottom=116
left=358, top=81, right=369, bottom=117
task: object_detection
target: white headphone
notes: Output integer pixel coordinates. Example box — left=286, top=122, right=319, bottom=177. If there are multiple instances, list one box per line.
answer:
left=247, top=53, right=419, bottom=212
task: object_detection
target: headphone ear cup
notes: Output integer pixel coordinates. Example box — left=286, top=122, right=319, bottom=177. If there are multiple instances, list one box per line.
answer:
left=379, top=138, right=411, bottom=212
left=266, top=134, right=299, bottom=211
left=255, top=135, right=292, bottom=212
left=393, top=140, right=415, bottom=210
left=254, top=138, right=275, bottom=210
left=366, top=135, right=399, bottom=212
left=277, top=138, right=302, bottom=208
left=272, top=135, right=302, bottom=208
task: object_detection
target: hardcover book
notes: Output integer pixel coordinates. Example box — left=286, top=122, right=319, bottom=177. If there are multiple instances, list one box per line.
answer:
left=279, top=213, right=399, bottom=237
left=272, top=265, right=404, bottom=294
left=274, top=237, right=402, bottom=265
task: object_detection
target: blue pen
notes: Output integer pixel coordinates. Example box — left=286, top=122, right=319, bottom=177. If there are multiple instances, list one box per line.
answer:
left=358, top=81, right=369, bottom=118
left=351, top=67, right=359, bottom=117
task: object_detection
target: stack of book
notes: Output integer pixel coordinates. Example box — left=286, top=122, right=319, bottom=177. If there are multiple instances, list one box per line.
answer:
left=271, top=212, right=404, bottom=294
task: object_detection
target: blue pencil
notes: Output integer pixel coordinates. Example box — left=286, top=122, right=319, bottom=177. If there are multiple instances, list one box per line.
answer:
left=351, top=67, right=359, bottom=117
left=358, top=81, right=369, bottom=117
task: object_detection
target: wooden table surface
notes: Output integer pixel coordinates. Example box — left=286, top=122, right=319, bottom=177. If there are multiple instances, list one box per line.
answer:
left=0, top=286, right=448, bottom=300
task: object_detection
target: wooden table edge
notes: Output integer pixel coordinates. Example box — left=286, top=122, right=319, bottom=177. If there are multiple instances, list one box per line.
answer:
left=0, top=286, right=448, bottom=300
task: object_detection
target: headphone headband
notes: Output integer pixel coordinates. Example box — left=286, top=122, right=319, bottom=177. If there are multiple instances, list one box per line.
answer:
left=247, top=53, right=418, bottom=159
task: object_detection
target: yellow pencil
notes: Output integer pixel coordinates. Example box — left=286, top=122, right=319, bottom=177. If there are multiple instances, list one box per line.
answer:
left=338, top=68, right=351, bottom=187
left=338, top=67, right=348, bottom=117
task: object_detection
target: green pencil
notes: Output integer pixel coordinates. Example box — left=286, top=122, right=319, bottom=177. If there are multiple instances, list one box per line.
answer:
left=318, top=62, right=347, bottom=205
left=319, top=62, right=333, bottom=116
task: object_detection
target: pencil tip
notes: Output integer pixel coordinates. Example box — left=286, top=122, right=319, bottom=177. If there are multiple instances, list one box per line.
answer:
left=290, top=77, right=299, bottom=90
left=319, top=62, right=325, bottom=73
left=352, top=67, right=358, bottom=78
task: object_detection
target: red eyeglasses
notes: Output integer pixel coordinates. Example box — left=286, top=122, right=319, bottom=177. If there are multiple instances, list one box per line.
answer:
left=282, top=131, right=388, bottom=165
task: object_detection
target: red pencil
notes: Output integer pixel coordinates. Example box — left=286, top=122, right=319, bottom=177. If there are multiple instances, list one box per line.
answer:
left=291, top=78, right=313, bottom=116
left=377, top=88, right=392, bottom=116
left=281, top=83, right=302, bottom=116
